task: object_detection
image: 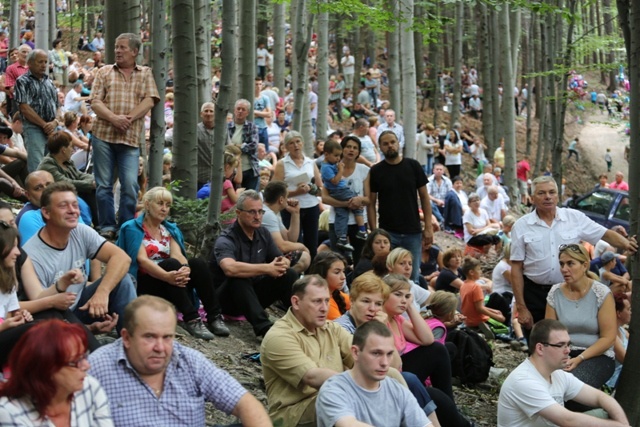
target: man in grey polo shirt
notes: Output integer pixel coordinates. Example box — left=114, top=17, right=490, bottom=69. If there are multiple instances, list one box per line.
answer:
left=196, top=102, right=215, bottom=189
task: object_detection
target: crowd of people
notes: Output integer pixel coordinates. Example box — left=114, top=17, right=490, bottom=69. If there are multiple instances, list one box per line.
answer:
left=0, top=15, right=634, bottom=427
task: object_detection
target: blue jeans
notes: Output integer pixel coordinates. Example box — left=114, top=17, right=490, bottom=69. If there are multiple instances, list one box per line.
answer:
left=23, top=121, right=49, bottom=172
left=73, top=274, right=137, bottom=334
left=389, top=231, right=422, bottom=282
left=92, top=136, right=140, bottom=232
left=329, top=187, right=362, bottom=239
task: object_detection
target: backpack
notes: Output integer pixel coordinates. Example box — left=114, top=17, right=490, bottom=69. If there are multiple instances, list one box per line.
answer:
left=446, top=328, right=494, bottom=385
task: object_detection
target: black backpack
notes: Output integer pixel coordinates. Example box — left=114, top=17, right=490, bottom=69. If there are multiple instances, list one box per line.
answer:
left=446, top=328, right=494, bottom=385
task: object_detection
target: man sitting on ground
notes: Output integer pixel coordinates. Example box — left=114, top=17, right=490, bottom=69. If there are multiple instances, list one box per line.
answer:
left=89, top=295, right=271, bottom=426
left=498, top=319, right=630, bottom=427
left=22, top=181, right=136, bottom=334
left=316, top=320, right=432, bottom=427
left=211, top=190, right=298, bottom=337
left=262, top=180, right=311, bottom=274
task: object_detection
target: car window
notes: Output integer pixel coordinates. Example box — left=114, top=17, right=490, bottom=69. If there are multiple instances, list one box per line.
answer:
left=576, top=191, right=615, bottom=216
left=614, top=196, right=630, bottom=221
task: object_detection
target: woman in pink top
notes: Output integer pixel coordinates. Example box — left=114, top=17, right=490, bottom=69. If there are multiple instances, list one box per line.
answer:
left=382, top=274, right=455, bottom=401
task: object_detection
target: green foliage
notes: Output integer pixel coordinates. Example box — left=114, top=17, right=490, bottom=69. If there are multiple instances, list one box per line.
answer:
left=166, top=181, right=233, bottom=257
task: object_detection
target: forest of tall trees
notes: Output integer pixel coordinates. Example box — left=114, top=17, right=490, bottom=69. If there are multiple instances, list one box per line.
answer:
left=18, top=0, right=640, bottom=422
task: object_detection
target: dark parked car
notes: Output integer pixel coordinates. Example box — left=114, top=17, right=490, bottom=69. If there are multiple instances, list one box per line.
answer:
left=564, top=187, right=629, bottom=232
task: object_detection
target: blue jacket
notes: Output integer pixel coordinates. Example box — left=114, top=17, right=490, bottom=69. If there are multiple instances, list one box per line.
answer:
left=116, top=213, right=187, bottom=277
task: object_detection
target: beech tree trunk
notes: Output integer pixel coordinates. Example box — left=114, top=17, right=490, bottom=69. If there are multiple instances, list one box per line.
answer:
left=499, top=2, right=517, bottom=202
left=171, top=0, right=199, bottom=199
left=614, top=1, right=640, bottom=421
left=478, top=2, right=495, bottom=152
left=105, top=0, right=139, bottom=63
left=201, top=0, right=237, bottom=259
left=195, top=0, right=212, bottom=108
left=316, top=2, right=329, bottom=141
left=35, top=0, right=49, bottom=51
left=387, top=7, right=401, bottom=117
left=449, top=0, right=463, bottom=126
left=400, top=0, right=417, bottom=159
left=272, top=2, right=286, bottom=93
left=239, top=0, right=256, bottom=115
left=9, top=0, right=19, bottom=55
left=148, top=0, right=167, bottom=188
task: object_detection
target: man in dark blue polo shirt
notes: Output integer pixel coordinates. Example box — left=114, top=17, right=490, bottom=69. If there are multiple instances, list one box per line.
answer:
left=211, top=190, right=298, bottom=337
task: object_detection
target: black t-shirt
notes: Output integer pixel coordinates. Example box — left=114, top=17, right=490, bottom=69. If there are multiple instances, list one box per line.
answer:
left=435, top=267, right=464, bottom=294
left=369, top=158, right=427, bottom=234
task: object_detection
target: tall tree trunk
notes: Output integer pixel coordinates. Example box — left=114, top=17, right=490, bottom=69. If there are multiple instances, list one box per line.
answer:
left=429, top=38, right=439, bottom=126
left=387, top=6, right=401, bottom=117
left=49, top=0, right=57, bottom=43
left=105, top=0, right=139, bottom=63
left=614, top=1, right=639, bottom=420
left=239, top=0, right=256, bottom=116
left=449, top=0, right=463, bottom=126
left=229, top=2, right=239, bottom=103
left=194, top=0, right=212, bottom=108
left=148, top=0, right=167, bottom=188
left=510, top=7, right=521, bottom=77
left=171, top=0, right=198, bottom=199
left=590, top=2, right=598, bottom=65
left=201, top=0, right=237, bottom=259
left=499, top=2, right=517, bottom=202
left=603, top=0, right=618, bottom=91
left=400, top=0, right=417, bottom=159
left=596, top=0, right=606, bottom=84
left=316, top=2, right=329, bottom=141
left=490, top=6, right=502, bottom=142
left=524, top=14, right=535, bottom=155
left=292, top=0, right=314, bottom=155
left=414, top=3, right=424, bottom=86
left=272, top=2, right=286, bottom=93
left=35, top=0, right=50, bottom=51
left=478, top=2, right=495, bottom=152
left=9, top=0, right=19, bottom=54
left=546, top=4, right=561, bottom=184
left=256, top=0, right=269, bottom=45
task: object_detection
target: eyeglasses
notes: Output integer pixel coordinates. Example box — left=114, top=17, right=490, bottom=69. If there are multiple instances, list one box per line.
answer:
left=541, top=341, right=572, bottom=349
left=67, top=351, right=90, bottom=368
left=558, top=244, right=581, bottom=252
left=238, top=209, right=265, bottom=216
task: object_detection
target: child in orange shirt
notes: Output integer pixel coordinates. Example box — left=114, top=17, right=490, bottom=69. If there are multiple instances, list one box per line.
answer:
left=459, top=257, right=505, bottom=340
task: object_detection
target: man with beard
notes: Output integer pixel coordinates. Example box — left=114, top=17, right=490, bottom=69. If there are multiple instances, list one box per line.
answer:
left=366, top=130, right=433, bottom=282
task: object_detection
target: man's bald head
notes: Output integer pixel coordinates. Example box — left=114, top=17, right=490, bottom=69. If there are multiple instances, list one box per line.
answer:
left=25, top=171, right=54, bottom=207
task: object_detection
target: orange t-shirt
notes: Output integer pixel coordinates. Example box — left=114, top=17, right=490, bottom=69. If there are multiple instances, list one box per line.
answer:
left=327, top=291, right=351, bottom=320
left=459, top=279, right=489, bottom=327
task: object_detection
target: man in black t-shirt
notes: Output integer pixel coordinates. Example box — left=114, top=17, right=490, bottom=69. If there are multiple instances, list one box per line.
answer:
left=366, top=130, right=433, bottom=282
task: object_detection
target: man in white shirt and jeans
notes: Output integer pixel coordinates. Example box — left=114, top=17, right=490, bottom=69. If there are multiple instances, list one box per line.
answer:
left=498, top=319, right=630, bottom=427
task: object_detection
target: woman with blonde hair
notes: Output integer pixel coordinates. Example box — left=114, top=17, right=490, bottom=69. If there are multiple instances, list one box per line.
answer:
left=545, top=243, right=616, bottom=393
left=117, top=187, right=229, bottom=340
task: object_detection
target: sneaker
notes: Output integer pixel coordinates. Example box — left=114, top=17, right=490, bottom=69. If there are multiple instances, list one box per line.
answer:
left=184, top=319, right=214, bottom=340
left=208, top=315, right=230, bottom=337
left=336, top=238, right=354, bottom=252
left=356, top=230, right=368, bottom=240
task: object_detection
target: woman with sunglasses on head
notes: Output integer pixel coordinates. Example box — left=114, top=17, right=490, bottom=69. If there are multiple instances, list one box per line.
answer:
left=0, top=319, right=114, bottom=426
left=545, top=243, right=616, bottom=394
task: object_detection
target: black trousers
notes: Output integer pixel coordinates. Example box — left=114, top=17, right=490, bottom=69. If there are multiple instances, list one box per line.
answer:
left=218, top=268, right=297, bottom=335
left=522, top=275, right=554, bottom=339
left=137, top=257, right=222, bottom=323
left=401, top=341, right=454, bottom=402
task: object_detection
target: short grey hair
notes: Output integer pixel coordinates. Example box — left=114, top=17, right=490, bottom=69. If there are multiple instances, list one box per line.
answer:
left=531, top=176, right=557, bottom=194
left=235, top=99, right=251, bottom=110
left=116, top=33, right=141, bottom=53
left=236, top=190, right=261, bottom=210
left=468, top=192, right=481, bottom=203
left=200, top=102, right=215, bottom=112
left=284, top=130, right=303, bottom=146
left=27, top=49, right=46, bottom=64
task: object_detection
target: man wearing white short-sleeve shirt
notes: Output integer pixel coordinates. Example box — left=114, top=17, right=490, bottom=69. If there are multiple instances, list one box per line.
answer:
left=510, top=176, right=637, bottom=332
left=498, top=319, right=629, bottom=427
